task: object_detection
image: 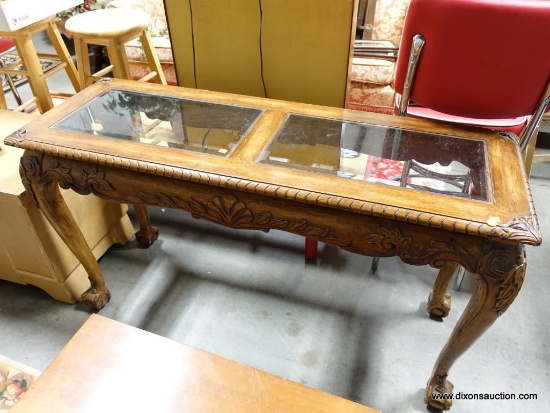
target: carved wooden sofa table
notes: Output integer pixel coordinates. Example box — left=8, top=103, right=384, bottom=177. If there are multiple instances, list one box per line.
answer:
left=4, top=79, right=541, bottom=411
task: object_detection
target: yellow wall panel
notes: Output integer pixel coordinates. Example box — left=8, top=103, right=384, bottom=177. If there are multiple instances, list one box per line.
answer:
left=261, top=0, right=355, bottom=107
left=165, top=0, right=356, bottom=108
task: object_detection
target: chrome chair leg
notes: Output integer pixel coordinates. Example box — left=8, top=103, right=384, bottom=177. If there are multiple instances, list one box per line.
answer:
left=452, top=265, right=467, bottom=292
left=371, top=256, right=380, bottom=273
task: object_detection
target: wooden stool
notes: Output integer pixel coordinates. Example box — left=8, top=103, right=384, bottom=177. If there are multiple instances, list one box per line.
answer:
left=0, top=17, right=81, bottom=113
left=65, top=8, right=167, bottom=88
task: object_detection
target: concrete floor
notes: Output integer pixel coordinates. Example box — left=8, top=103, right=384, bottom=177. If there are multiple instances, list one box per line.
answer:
left=1, top=33, right=550, bottom=413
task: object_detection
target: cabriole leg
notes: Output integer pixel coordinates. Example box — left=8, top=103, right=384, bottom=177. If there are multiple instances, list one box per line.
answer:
left=21, top=154, right=111, bottom=310
left=425, top=244, right=526, bottom=410
left=133, top=204, right=159, bottom=246
left=427, top=262, right=459, bottom=318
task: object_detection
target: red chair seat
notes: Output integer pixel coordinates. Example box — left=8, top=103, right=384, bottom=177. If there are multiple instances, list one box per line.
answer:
left=396, top=95, right=528, bottom=135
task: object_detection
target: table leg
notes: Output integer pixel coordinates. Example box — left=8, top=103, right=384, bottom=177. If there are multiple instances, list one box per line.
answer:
left=427, top=262, right=458, bottom=318
left=133, top=205, right=159, bottom=246
left=425, top=243, right=526, bottom=410
left=20, top=154, right=111, bottom=311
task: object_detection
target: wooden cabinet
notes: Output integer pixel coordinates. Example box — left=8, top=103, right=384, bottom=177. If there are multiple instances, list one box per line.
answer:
left=0, top=111, right=134, bottom=303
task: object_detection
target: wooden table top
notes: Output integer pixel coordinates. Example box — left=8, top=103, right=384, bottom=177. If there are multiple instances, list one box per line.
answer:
left=11, top=315, right=380, bottom=413
left=4, top=79, right=540, bottom=246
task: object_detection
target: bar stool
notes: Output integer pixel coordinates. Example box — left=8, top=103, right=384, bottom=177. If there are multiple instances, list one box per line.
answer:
left=65, top=8, right=167, bottom=89
left=0, top=17, right=81, bottom=113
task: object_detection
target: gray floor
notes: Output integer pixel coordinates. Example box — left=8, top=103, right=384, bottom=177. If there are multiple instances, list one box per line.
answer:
left=1, top=34, right=550, bottom=413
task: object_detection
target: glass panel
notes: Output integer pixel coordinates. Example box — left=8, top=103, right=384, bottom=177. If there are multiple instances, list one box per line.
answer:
left=258, top=114, right=488, bottom=200
left=52, top=89, right=262, bottom=157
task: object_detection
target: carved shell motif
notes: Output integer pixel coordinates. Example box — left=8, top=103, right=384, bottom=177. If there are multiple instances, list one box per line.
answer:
left=137, top=193, right=351, bottom=246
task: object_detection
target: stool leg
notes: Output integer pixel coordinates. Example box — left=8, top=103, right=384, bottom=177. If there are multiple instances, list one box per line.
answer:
left=0, top=80, right=7, bottom=110
left=45, top=20, right=81, bottom=93
left=14, top=34, right=53, bottom=113
left=139, top=30, right=167, bottom=85
left=106, top=40, right=132, bottom=80
left=73, top=37, right=92, bottom=89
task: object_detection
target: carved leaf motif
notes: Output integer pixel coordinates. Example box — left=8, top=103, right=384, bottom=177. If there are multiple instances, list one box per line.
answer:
left=42, top=164, right=73, bottom=188
left=420, top=240, right=473, bottom=270
left=4, top=128, right=27, bottom=148
left=476, top=245, right=526, bottom=316
left=81, top=170, right=115, bottom=192
left=139, top=192, right=186, bottom=209
left=495, top=265, right=525, bottom=316
left=19, top=157, right=41, bottom=207
left=494, top=250, right=526, bottom=316
left=498, top=216, right=540, bottom=244
left=364, top=227, right=412, bottom=256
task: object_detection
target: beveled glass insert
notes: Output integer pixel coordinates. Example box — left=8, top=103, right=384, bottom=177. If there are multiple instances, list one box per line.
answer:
left=52, top=89, right=262, bottom=156
left=259, top=114, right=489, bottom=200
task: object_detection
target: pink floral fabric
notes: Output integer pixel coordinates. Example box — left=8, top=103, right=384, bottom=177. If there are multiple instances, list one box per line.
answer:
left=372, top=0, right=411, bottom=44
left=348, top=0, right=411, bottom=114
left=109, top=0, right=175, bottom=84
left=108, top=0, right=168, bottom=36
left=348, top=83, right=396, bottom=114
left=364, top=156, right=405, bottom=184
left=351, top=57, right=395, bottom=85
left=125, top=37, right=177, bottom=85
left=0, top=357, right=40, bottom=412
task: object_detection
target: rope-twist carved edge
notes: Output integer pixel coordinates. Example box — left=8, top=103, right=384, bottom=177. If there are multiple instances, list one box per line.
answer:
left=5, top=136, right=541, bottom=246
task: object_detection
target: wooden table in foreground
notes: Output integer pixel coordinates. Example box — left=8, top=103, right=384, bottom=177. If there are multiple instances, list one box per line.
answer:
left=12, top=314, right=379, bottom=413
left=4, top=79, right=541, bottom=410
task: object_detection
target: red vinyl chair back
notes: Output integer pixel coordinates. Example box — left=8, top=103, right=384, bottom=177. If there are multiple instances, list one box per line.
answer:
left=394, top=0, right=550, bottom=139
left=0, top=37, right=16, bottom=55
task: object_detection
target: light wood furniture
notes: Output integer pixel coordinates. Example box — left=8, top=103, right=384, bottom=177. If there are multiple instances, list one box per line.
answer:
left=65, top=8, right=167, bottom=89
left=164, top=0, right=357, bottom=108
left=0, top=16, right=80, bottom=113
left=4, top=78, right=540, bottom=410
left=0, top=110, right=134, bottom=303
left=11, top=314, right=380, bottom=413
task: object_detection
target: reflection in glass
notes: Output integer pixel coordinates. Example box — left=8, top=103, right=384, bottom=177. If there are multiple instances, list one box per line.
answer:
left=52, top=89, right=262, bottom=157
left=258, top=114, right=488, bottom=200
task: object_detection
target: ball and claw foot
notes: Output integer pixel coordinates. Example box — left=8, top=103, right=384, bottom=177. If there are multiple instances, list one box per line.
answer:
left=427, top=292, right=451, bottom=318
left=81, top=287, right=112, bottom=311
left=425, top=374, right=454, bottom=411
left=135, top=226, right=159, bottom=247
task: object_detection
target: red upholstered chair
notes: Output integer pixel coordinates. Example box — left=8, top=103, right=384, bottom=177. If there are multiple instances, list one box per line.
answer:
left=0, top=37, right=23, bottom=107
left=394, top=0, right=550, bottom=150
left=368, top=0, right=550, bottom=278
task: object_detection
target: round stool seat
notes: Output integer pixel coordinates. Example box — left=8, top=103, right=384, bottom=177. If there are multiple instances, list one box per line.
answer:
left=65, top=8, right=151, bottom=38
